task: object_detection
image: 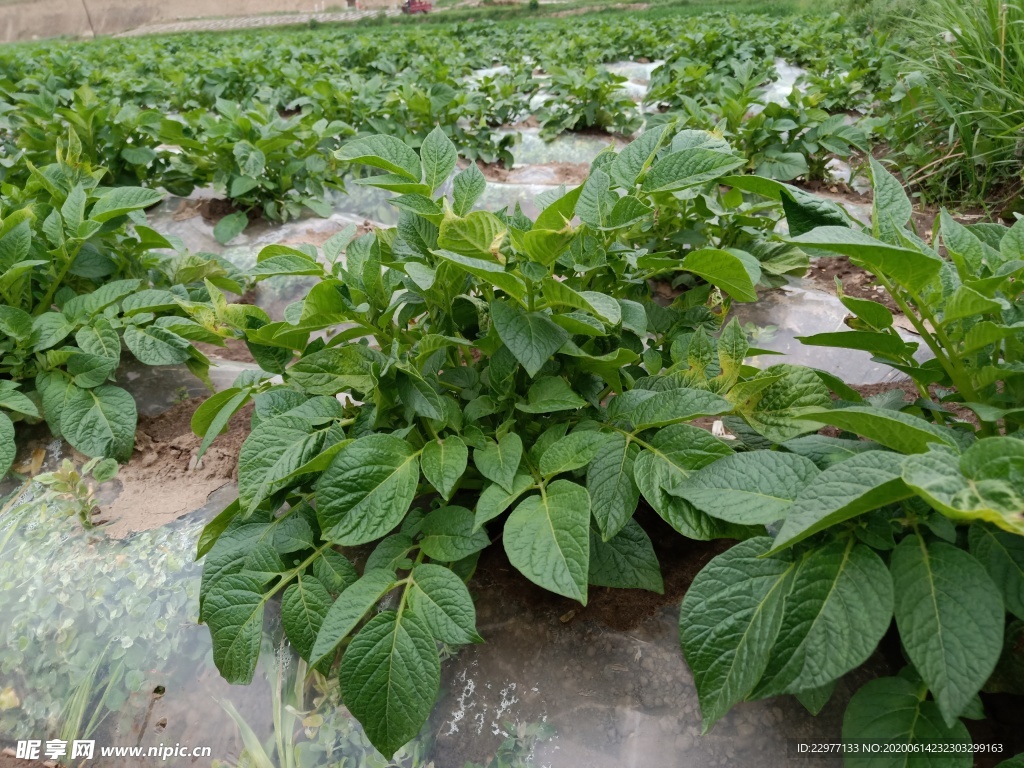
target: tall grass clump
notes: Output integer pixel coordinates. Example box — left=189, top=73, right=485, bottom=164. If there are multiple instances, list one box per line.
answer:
left=893, top=0, right=1024, bottom=200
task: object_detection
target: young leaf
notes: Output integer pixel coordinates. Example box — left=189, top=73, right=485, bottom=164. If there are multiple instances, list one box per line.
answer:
left=420, top=127, right=457, bottom=192
left=473, top=432, right=523, bottom=494
left=316, top=434, right=420, bottom=545
left=891, top=535, right=1004, bottom=727
left=421, top=436, right=468, bottom=501
left=504, top=479, right=590, bottom=603
left=409, top=563, right=483, bottom=644
left=679, top=537, right=797, bottom=732
left=490, top=300, right=568, bottom=378
left=339, top=610, right=440, bottom=759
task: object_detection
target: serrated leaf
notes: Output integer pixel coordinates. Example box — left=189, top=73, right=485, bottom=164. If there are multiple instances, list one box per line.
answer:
left=504, top=480, right=590, bottom=603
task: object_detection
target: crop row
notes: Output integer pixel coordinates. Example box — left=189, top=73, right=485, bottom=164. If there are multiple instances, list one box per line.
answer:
left=0, top=12, right=895, bottom=232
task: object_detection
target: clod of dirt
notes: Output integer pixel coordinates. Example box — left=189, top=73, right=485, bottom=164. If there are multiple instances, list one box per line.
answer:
left=99, top=397, right=251, bottom=539
left=477, top=159, right=590, bottom=186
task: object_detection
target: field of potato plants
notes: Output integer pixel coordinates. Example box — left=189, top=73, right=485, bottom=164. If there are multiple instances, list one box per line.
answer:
left=1, top=1, right=1023, bottom=766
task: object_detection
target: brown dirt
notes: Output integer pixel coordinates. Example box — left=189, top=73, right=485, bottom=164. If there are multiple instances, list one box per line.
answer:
left=471, top=504, right=732, bottom=633
left=194, top=338, right=257, bottom=364
left=97, top=397, right=251, bottom=538
left=805, top=255, right=900, bottom=313
left=0, top=756, right=50, bottom=768
left=171, top=197, right=258, bottom=225
left=277, top=219, right=375, bottom=248
left=477, top=159, right=590, bottom=186
left=550, top=1, right=647, bottom=16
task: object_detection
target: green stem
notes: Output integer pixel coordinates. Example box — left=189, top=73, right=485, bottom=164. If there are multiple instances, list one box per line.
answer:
left=35, top=244, right=81, bottom=315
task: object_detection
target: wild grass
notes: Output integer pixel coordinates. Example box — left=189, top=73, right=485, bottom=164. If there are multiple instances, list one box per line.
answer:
left=898, top=0, right=1024, bottom=199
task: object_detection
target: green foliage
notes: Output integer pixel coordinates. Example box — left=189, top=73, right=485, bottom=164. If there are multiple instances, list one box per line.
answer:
left=678, top=154, right=1024, bottom=756
left=882, top=0, right=1024, bottom=200
left=192, top=129, right=821, bottom=758
left=0, top=136, right=242, bottom=473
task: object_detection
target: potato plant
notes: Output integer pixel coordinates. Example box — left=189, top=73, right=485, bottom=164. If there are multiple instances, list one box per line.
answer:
left=678, top=158, right=1024, bottom=755
left=191, top=128, right=842, bottom=757
left=0, top=133, right=245, bottom=477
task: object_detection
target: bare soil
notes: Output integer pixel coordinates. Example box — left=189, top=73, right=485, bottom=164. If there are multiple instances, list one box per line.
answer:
left=194, top=338, right=257, bottom=364
left=0, top=755, right=49, bottom=768
left=97, top=397, right=251, bottom=538
left=805, top=255, right=900, bottom=312
left=471, top=504, right=732, bottom=633
left=477, top=159, right=591, bottom=186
